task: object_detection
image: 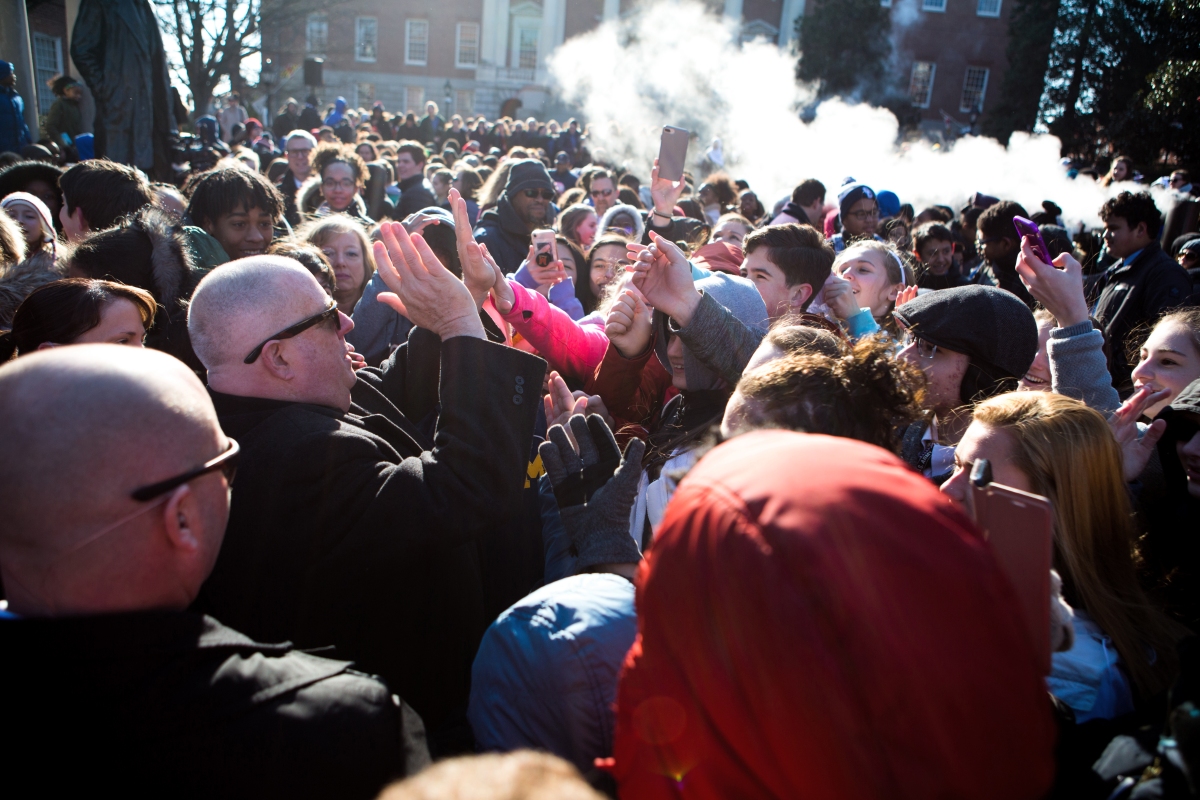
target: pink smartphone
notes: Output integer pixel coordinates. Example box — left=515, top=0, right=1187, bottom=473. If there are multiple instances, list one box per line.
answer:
left=531, top=229, right=557, bottom=267
left=658, top=126, right=689, bottom=182
left=970, top=460, right=1055, bottom=674
left=1013, top=215, right=1053, bottom=266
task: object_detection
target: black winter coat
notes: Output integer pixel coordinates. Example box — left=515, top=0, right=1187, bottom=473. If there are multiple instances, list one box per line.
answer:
left=197, top=331, right=544, bottom=754
left=0, top=611, right=428, bottom=798
left=473, top=197, right=532, bottom=274
left=386, top=173, right=437, bottom=221
left=1093, top=240, right=1192, bottom=393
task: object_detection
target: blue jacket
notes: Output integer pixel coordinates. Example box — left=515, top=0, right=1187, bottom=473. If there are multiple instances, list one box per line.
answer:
left=0, top=87, right=31, bottom=154
left=469, top=573, right=637, bottom=775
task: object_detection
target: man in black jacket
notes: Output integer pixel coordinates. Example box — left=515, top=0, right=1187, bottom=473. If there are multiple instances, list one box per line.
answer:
left=473, top=159, right=555, bottom=273
left=187, top=238, right=544, bottom=755
left=388, top=140, right=437, bottom=220
left=276, top=129, right=316, bottom=227
left=1094, top=191, right=1192, bottom=394
left=0, top=345, right=427, bottom=798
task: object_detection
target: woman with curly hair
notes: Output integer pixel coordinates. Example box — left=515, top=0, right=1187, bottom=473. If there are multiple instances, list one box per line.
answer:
left=298, top=143, right=372, bottom=224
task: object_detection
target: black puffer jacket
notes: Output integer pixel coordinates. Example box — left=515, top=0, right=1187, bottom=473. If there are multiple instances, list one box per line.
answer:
left=473, top=196, right=532, bottom=274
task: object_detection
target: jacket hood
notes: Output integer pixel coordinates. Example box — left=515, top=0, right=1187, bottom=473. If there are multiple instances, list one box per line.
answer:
left=690, top=241, right=743, bottom=275
left=334, top=97, right=347, bottom=112
left=138, top=206, right=196, bottom=306
left=598, top=203, right=645, bottom=242
left=612, top=431, right=1057, bottom=798
left=478, top=196, right=532, bottom=241
left=1156, top=378, right=1200, bottom=496
left=0, top=251, right=64, bottom=327
left=654, top=271, right=767, bottom=392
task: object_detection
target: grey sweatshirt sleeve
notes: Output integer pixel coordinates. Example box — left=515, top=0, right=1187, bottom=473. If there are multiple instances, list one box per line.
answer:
left=347, top=272, right=415, bottom=367
left=671, top=290, right=766, bottom=386
left=1047, top=320, right=1121, bottom=414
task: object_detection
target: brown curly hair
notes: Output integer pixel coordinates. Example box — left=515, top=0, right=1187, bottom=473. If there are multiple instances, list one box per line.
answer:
left=732, top=335, right=926, bottom=453
left=311, top=143, right=367, bottom=187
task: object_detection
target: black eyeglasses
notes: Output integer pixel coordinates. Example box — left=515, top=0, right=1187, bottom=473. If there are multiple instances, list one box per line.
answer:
left=131, top=439, right=241, bottom=502
left=523, top=189, right=555, bottom=200
left=243, top=301, right=340, bottom=364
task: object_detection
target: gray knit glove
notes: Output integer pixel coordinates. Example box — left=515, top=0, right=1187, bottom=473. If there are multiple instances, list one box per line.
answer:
left=539, top=414, right=646, bottom=570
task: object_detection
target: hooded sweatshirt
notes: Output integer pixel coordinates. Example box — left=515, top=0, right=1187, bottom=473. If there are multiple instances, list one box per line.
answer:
left=612, top=431, right=1057, bottom=799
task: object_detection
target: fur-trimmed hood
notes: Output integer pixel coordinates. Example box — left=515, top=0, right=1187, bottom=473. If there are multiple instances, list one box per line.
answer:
left=69, top=206, right=198, bottom=307
left=599, top=203, right=646, bottom=243
left=136, top=205, right=197, bottom=306
left=298, top=177, right=371, bottom=223
left=0, top=250, right=65, bottom=327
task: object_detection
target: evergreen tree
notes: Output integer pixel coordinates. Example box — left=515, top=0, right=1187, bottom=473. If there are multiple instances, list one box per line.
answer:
left=796, top=0, right=893, bottom=99
left=982, top=0, right=1061, bottom=143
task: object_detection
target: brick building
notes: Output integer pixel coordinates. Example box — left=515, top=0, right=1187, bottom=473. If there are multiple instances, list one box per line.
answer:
left=258, top=0, right=1012, bottom=127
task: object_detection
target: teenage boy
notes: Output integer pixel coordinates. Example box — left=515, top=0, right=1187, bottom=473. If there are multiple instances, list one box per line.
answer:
left=1094, top=191, right=1192, bottom=393
left=973, top=201, right=1033, bottom=308
left=770, top=179, right=826, bottom=228
left=830, top=182, right=882, bottom=252
left=388, top=141, right=436, bottom=219
left=58, top=159, right=155, bottom=242
left=186, top=167, right=285, bottom=262
left=912, top=222, right=966, bottom=289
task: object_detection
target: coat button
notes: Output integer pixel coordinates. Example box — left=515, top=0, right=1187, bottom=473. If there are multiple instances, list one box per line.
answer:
left=515, top=375, right=525, bottom=385
left=513, top=394, right=523, bottom=405
left=515, top=384, right=523, bottom=394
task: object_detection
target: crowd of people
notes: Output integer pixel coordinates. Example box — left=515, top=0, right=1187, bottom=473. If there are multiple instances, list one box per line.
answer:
left=1, top=89, right=1200, bottom=799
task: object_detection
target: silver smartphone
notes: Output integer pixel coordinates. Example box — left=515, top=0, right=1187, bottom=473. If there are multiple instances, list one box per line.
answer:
left=658, top=126, right=689, bottom=182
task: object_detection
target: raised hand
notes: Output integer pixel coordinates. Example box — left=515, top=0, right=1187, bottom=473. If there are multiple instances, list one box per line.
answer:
left=480, top=243, right=515, bottom=314
left=821, top=273, right=861, bottom=321
left=648, top=158, right=684, bottom=220
left=605, top=286, right=653, bottom=357
left=1015, top=236, right=1090, bottom=328
left=895, top=285, right=919, bottom=308
left=544, top=370, right=588, bottom=430
left=1109, top=384, right=1170, bottom=482
left=524, top=243, right=567, bottom=295
left=401, top=210, right=444, bottom=236
left=345, top=341, right=367, bottom=370
left=627, top=231, right=700, bottom=325
left=450, top=187, right=493, bottom=309
left=373, top=220, right=485, bottom=341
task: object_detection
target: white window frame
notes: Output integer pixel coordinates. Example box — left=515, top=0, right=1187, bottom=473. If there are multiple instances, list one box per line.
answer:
left=306, top=13, right=328, bottom=56
left=922, top=0, right=947, bottom=11
left=355, top=17, right=378, bottom=63
left=514, top=23, right=540, bottom=70
left=960, top=66, right=990, bottom=113
left=31, top=33, right=62, bottom=115
left=976, top=0, right=1002, bottom=15
left=406, top=19, right=429, bottom=66
left=455, top=22, right=480, bottom=68
left=910, top=61, right=936, bottom=108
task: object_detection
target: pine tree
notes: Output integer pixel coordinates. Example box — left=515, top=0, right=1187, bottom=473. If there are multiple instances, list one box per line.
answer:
left=796, top=0, right=893, bottom=99
left=982, top=0, right=1061, bottom=143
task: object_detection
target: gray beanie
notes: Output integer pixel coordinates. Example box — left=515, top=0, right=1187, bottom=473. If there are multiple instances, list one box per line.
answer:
left=654, top=272, right=769, bottom=391
left=505, top=158, right=555, bottom=197
left=892, top=285, right=1037, bottom=380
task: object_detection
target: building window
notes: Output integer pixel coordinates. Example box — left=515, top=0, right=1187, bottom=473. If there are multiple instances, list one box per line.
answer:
left=922, top=0, right=947, bottom=10
left=403, top=86, right=425, bottom=114
left=356, top=82, right=375, bottom=108
left=910, top=61, right=936, bottom=108
left=455, top=89, right=475, bottom=115
left=356, top=18, right=378, bottom=62
left=976, top=0, right=1001, bottom=14
left=456, top=23, right=480, bottom=68
left=517, top=26, right=539, bottom=70
left=406, top=20, right=429, bottom=66
left=306, top=13, right=328, bottom=55
left=960, top=67, right=990, bottom=113
left=31, top=33, right=62, bottom=115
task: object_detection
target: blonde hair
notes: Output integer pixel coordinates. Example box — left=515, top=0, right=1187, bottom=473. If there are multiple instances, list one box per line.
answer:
left=297, top=215, right=376, bottom=306
left=377, top=751, right=604, bottom=800
left=833, top=239, right=911, bottom=286
left=973, top=392, right=1187, bottom=698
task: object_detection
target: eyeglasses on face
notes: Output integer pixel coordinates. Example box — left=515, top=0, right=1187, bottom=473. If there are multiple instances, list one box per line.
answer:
left=523, top=189, right=555, bottom=200
left=131, top=439, right=241, bottom=502
left=323, top=178, right=356, bottom=191
left=977, top=236, right=1000, bottom=246
left=286, top=148, right=313, bottom=157
left=590, top=188, right=614, bottom=198
left=243, top=301, right=340, bottom=364
left=901, top=332, right=939, bottom=361
left=846, top=207, right=879, bottom=221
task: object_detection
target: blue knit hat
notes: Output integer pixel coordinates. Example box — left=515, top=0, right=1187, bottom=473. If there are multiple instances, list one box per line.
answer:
left=0, top=61, right=13, bottom=81
left=838, top=180, right=876, bottom=218
left=877, top=190, right=900, bottom=218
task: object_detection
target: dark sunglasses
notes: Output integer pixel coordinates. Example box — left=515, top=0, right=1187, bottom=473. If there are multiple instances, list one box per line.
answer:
left=523, top=188, right=555, bottom=200
left=131, top=439, right=241, bottom=502
left=243, top=301, right=340, bottom=364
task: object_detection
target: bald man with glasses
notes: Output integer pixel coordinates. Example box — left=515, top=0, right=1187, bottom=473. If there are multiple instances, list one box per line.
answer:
left=0, top=345, right=428, bottom=797
left=186, top=232, right=544, bottom=755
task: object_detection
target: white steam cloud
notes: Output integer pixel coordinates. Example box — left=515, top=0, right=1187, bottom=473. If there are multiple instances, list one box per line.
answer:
left=548, top=0, right=1170, bottom=229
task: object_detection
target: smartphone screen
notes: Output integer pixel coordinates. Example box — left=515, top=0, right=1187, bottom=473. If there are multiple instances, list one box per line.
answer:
left=532, top=229, right=557, bottom=267
left=658, top=126, right=689, bottom=182
left=971, top=480, right=1055, bottom=674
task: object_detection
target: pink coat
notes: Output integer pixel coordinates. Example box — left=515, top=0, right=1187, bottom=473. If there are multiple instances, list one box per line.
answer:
left=500, top=280, right=608, bottom=382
